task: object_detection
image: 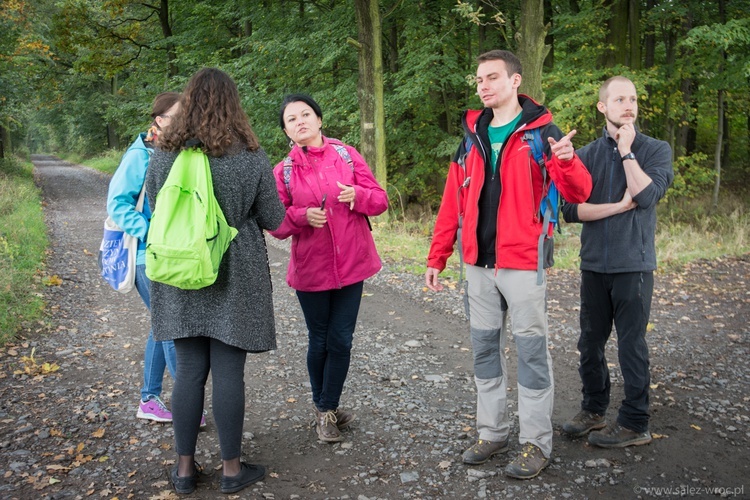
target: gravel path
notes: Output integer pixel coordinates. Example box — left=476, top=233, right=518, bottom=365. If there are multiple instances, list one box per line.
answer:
left=0, top=155, right=747, bottom=499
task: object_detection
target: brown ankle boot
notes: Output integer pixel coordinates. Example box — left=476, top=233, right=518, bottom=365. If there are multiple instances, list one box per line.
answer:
left=333, top=408, right=355, bottom=429
left=314, top=408, right=343, bottom=442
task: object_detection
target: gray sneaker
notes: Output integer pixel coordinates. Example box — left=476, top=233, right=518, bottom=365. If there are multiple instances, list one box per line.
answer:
left=505, top=443, right=550, bottom=479
left=462, top=438, right=509, bottom=465
left=588, top=422, right=652, bottom=448
left=562, top=410, right=606, bottom=437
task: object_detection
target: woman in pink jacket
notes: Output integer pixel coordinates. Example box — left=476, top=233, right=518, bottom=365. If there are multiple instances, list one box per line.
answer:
left=270, top=94, right=388, bottom=443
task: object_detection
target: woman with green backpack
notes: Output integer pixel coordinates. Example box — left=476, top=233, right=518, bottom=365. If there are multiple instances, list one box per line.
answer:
left=146, top=68, right=285, bottom=495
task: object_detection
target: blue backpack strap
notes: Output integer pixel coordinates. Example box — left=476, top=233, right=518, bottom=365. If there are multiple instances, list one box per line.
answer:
left=456, top=135, right=473, bottom=319
left=524, top=128, right=559, bottom=285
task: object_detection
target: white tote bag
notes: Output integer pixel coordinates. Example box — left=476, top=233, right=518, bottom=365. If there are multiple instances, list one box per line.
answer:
left=97, top=185, right=145, bottom=293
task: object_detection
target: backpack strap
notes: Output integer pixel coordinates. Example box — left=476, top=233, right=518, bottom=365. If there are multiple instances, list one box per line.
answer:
left=331, top=143, right=354, bottom=171
left=282, top=141, right=354, bottom=200
left=456, top=135, right=473, bottom=319
left=523, top=128, right=555, bottom=285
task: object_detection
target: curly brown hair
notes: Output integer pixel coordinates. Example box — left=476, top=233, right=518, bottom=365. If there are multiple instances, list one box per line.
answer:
left=159, top=68, right=259, bottom=156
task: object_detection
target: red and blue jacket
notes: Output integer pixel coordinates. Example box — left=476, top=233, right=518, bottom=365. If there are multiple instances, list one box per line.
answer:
left=428, top=95, right=592, bottom=272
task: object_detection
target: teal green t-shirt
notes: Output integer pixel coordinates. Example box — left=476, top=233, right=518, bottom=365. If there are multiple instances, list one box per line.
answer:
left=488, top=113, right=522, bottom=174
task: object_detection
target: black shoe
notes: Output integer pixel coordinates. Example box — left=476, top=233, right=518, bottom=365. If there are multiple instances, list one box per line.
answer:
left=220, top=462, right=266, bottom=494
left=562, top=410, right=606, bottom=437
left=170, top=463, right=201, bottom=495
left=588, top=422, right=652, bottom=448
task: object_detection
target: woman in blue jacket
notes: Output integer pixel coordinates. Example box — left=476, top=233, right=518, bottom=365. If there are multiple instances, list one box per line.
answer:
left=106, top=92, right=193, bottom=424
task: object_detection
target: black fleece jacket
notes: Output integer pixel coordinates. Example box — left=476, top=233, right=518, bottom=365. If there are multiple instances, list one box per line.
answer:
left=562, top=128, right=673, bottom=273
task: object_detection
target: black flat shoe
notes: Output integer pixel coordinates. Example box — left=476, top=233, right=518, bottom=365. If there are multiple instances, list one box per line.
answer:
left=220, top=462, right=266, bottom=493
left=170, top=465, right=199, bottom=494
left=170, top=462, right=208, bottom=495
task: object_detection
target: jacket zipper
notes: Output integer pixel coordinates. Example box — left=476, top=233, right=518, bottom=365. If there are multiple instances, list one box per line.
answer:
left=605, top=146, right=618, bottom=270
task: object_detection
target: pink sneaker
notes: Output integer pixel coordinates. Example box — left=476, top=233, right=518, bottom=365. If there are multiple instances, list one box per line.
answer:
left=200, top=409, right=208, bottom=428
left=137, top=396, right=173, bottom=423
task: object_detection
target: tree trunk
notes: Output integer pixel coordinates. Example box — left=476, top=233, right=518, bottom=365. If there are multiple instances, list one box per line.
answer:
left=516, top=0, right=549, bottom=103
left=712, top=89, right=723, bottom=210
left=158, top=0, right=177, bottom=77
left=663, top=20, right=678, bottom=154
left=676, top=13, right=694, bottom=156
left=639, top=0, right=655, bottom=132
left=0, top=124, right=6, bottom=158
left=107, top=76, right=119, bottom=150
left=722, top=104, right=729, bottom=169
left=353, top=0, right=388, bottom=218
left=388, top=22, right=399, bottom=73
left=478, top=0, right=491, bottom=54
left=644, top=0, right=655, bottom=68
left=628, top=0, right=640, bottom=69
left=601, top=0, right=628, bottom=67
left=676, top=77, right=693, bottom=156
left=544, top=0, right=554, bottom=68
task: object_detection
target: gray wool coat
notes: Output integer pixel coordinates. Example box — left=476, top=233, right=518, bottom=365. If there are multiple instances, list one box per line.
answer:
left=145, top=145, right=285, bottom=352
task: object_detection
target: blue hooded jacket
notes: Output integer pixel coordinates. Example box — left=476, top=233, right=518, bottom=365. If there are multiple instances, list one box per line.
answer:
left=106, top=133, right=152, bottom=265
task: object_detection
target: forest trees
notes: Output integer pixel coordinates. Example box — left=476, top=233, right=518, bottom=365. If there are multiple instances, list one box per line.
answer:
left=354, top=0, right=388, bottom=200
left=0, top=0, right=53, bottom=157
left=3, top=0, right=749, bottom=215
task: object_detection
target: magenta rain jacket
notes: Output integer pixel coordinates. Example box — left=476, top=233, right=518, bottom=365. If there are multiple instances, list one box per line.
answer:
left=269, top=137, right=388, bottom=292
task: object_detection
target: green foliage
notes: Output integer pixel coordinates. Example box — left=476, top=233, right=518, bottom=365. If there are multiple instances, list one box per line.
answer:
left=666, top=152, right=714, bottom=203
left=1, top=0, right=748, bottom=216
left=81, top=149, right=123, bottom=175
left=0, top=157, right=48, bottom=344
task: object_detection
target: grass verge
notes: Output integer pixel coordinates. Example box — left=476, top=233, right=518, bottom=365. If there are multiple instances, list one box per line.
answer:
left=373, top=196, right=750, bottom=279
left=60, top=149, right=122, bottom=175
left=0, top=157, right=49, bottom=345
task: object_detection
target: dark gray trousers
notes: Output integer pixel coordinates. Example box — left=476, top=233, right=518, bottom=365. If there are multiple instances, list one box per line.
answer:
left=172, top=337, right=247, bottom=460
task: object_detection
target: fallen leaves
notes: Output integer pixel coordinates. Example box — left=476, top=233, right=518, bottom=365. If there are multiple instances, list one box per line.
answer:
left=13, top=347, right=60, bottom=377
left=43, top=275, right=63, bottom=286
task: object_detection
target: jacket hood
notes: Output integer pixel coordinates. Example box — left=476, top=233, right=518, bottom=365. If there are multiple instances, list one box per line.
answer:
left=463, top=94, right=551, bottom=136
left=127, top=132, right=153, bottom=155
left=462, top=94, right=552, bottom=165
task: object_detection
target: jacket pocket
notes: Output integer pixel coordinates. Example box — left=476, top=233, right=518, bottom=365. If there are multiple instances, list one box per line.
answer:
left=634, top=211, right=646, bottom=261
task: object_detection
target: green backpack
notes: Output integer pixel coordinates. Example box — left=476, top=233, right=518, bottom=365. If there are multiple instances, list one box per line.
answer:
left=145, top=147, right=238, bottom=289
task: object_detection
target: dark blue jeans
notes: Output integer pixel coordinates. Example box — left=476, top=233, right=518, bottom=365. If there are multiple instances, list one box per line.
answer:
left=578, top=271, right=653, bottom=433
left=135, top=264, right=176, bottom=402
left=296, top=281, right=364, bottom=412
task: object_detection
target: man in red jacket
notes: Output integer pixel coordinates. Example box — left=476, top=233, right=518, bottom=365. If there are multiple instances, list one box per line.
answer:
left=425, top=50, right=592, bottom=479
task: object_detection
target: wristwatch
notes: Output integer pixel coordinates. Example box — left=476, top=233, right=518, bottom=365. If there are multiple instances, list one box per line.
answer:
left=621, top=152, right=637, bottom=162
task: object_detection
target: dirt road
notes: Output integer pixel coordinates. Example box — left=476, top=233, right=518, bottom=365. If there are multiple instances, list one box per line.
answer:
left=0, top=156, right=747, bottom=499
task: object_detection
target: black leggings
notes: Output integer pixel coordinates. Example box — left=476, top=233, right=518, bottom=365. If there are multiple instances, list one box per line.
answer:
left=172, top=337, right=247, bottom=460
